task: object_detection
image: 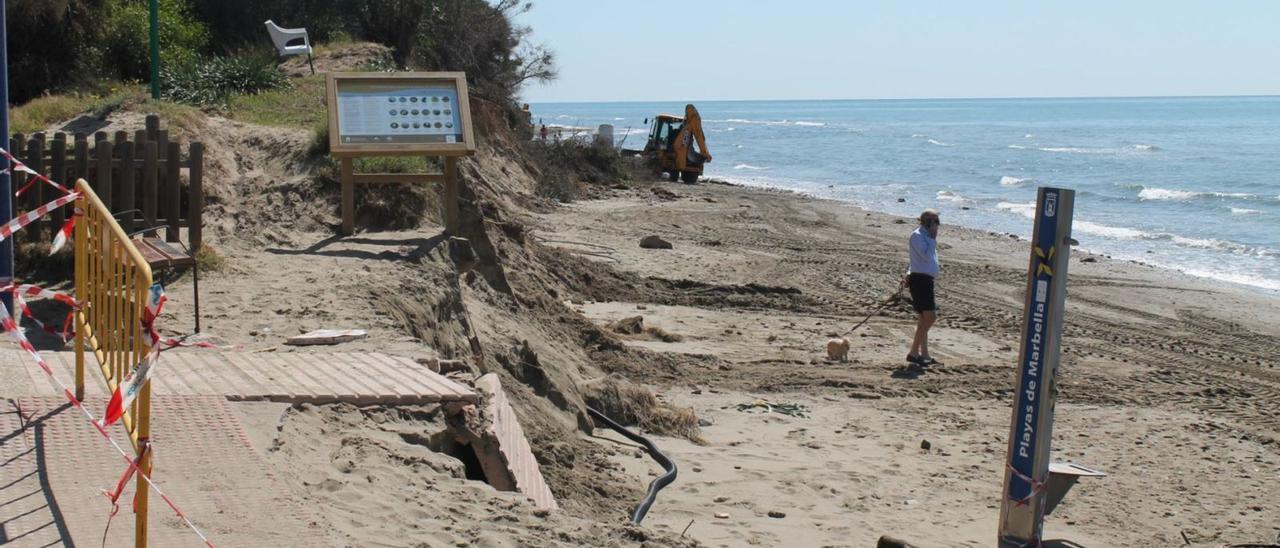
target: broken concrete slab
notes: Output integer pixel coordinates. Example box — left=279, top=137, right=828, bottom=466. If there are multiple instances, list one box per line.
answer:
left=448, top=373, right=558, bottom=510
left=286, top=329, right=368, bottom=345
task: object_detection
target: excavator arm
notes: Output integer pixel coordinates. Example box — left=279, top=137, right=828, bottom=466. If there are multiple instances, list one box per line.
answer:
left=674, top=104, right=712, bottom=171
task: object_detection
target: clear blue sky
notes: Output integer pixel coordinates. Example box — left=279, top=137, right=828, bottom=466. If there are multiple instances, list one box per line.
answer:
left=516, top=1, right=1280, bottom=103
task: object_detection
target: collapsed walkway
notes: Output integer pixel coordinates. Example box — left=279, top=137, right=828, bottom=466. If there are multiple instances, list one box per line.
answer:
left=0, top=349, right=477, bottom=546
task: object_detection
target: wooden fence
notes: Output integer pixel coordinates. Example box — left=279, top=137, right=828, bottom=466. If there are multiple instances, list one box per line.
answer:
left=9, top=115, right=204, bottom=252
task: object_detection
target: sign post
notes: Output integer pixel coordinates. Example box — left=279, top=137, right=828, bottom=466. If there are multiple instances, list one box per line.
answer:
left=0, top=0, right=13, bottom=309
left=150, top=0, right=160, bottom=99
left=999, top=187, right=1075, bottom=547
left=325, top=72, right=475, bottom=235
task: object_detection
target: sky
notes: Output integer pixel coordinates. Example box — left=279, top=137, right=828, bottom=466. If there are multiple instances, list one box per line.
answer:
left=516, top=1, right=1280, bottom=103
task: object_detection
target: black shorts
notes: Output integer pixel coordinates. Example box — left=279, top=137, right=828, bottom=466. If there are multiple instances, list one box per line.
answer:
left=908, top=273, right=937, bottom=313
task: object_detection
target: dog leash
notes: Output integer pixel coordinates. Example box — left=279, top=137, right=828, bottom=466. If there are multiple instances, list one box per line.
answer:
left=840, top=286, right=905, bottom=336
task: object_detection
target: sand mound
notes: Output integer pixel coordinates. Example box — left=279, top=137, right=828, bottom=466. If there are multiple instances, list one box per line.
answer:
left=279, top=42, right=396, bottom=77
left=267, top=402, right=697, bottom=547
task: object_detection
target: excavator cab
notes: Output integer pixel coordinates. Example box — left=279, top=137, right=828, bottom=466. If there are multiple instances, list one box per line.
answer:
left=643, top=104, right=711, bottom=183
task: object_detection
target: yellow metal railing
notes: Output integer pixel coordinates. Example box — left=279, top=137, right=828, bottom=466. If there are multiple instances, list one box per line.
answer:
left=73, top=179, right=154, bottom=546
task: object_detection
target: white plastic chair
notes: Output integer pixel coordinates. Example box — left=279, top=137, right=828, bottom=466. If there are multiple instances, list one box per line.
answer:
left=264, top=20, right=314, bottom=74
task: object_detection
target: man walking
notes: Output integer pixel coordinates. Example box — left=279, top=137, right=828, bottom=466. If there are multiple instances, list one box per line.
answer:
left=904, top=209, right=942, bottom=366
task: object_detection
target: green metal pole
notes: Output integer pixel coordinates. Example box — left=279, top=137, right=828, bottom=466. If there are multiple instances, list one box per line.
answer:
left=149, top=0, right=160, bottom=99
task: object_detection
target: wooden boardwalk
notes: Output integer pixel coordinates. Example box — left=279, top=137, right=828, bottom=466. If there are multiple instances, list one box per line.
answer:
left=12, top=350, right=477, bottom=405
left=1, top=349, right=478, bottom=546
left=1, top=396, right=337, bottom=547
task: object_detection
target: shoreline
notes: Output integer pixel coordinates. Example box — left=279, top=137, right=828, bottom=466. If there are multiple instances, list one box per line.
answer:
left=699, top=173, right=1280, bottom=295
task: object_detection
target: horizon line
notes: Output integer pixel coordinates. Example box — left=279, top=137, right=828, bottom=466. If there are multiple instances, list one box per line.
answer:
left=525, top=93, right=1280, bottom=105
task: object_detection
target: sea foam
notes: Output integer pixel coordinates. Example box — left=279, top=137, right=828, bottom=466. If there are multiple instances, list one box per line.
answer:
left=1136, top=186, right=1258, bottom=201
left=997, top=201, right=1037, bottom=220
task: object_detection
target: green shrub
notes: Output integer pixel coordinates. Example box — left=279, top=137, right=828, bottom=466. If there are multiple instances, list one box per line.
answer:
left=308, top=123, right=331, bottom=157
left=526, top=138, right=629, bottom=188
left=162, top=51, right=290, bottom=106
left=536, top=169, right=579, bottom=203
left=354, top=156, right=438, bottom=174
left=6, top=1, right=111, bottom=103
left=102, top=0, right=210, bottom=82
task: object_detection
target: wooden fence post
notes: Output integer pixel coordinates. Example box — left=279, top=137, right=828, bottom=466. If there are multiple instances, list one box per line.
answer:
left=74, top=138, right=89, bottom=194
left=165, top=142, right=181, bottom=242
left=118, top=141, right=136, bottom=234
left=23, top=137, right=44, bottom=241
left=142, top=142, right=158, bottom=229
left=50, top=135, right=67, bottom=229
left=95, top=140, right=113, bottom=213
left=145, top=115, right=160, bottom=143
left=188, top=142, right=203, bottom=253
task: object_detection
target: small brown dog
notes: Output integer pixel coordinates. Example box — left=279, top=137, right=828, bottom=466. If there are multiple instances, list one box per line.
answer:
left=826, top=338, right=850, bottom=362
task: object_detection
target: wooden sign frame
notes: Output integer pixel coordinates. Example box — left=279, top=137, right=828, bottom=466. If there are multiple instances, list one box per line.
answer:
left=325, top=72, right=477, bottom=234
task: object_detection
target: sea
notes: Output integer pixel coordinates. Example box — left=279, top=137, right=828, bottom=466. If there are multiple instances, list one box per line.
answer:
left=529, top=97, right=1280, bottom=292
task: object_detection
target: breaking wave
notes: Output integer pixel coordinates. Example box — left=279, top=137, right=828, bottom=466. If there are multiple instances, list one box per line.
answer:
left=1012, top=144, right=1159, bottom=154
left=999, top=176, right=1031, bottom=187
left=1134, top=186, right=1261, bottom=201
left=734, top=164, right=769, bottom=171
left=717, top=118, right=824, bottom=127
left=936, top=190, right=970, bottom=203
left=996, top=201, right=1037, bottom=220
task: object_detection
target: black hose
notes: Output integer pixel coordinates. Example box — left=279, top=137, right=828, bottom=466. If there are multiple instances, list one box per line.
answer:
left=586, top=406, right=677, bottom=524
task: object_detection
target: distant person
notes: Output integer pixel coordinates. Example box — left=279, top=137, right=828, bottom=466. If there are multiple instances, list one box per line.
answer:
left=904, top=209, right=942, bottom=366
left=539, top=124, right=548, bottom=141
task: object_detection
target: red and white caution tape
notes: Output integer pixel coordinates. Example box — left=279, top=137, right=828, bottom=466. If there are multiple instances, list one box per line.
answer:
left=11, top=291, right=74, bottom=343
left=51, top=215, right=75, bottom=253
left=1, top=298, right=214, bottom=547
left=3, top=283, right=80, bottom=342
left=1006, top=463, right=1046, bottom=508
left=2, top=282, right=80, bottom=308
left=103, top=284, right=166, bottom=427
left=0, top=191, right=79, bottom=243
left=0, top=147, right=74, bottom=196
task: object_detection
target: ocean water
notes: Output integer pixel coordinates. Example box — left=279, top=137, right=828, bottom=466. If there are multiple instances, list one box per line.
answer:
left=530, top=97, right=1280, bottom=292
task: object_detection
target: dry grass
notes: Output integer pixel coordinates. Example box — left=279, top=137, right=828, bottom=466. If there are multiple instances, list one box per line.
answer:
left=583, top=375, right=703, bottom=443
left=644, top=326, right=684, bottom=343
left=133, top=99, right=207, bottom=136
left=227, top=74, right=327, bottom=129
left=195, top=243, right=226, bottom=272
left=10, top=95, right=85, bottom=134
left=10, top=85, right=205, bottom=138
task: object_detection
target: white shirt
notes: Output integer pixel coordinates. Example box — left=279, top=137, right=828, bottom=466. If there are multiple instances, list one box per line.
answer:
left=907, top=226, right=939, bottom=277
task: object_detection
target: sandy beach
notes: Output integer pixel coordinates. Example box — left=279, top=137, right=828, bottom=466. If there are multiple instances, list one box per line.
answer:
left=127, top=111, right=1279, bottom=547
left=4, top=4, right=1277, bottom=546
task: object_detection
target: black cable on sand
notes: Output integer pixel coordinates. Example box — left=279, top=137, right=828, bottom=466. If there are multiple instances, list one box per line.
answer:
left=586, top=406, right=678, bottom=524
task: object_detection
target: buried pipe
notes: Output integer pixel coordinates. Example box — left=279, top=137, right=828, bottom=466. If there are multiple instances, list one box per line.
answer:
left=586, top=406, right=677, bottom=524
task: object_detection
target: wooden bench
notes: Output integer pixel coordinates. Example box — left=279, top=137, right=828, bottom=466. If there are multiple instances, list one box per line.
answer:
left=134, top=237, right=193, bottom=269
left=132, top=235, right=201, bottom=331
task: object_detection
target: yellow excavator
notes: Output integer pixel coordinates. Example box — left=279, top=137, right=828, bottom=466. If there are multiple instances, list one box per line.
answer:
left=643, top=104, right=712, bottom=183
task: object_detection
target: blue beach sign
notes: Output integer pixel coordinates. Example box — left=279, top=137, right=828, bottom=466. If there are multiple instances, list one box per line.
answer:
left=999, top=187, right=1075, bottom=547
